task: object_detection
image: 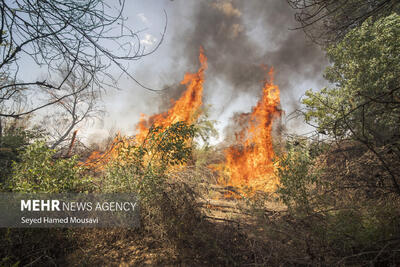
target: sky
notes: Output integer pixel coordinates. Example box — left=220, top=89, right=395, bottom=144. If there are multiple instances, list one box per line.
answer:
left=75, top=0, right=329, bottom=144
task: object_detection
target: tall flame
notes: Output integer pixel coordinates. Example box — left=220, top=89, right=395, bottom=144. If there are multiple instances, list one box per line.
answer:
left=223, top=68, right=281, bottom=192
left=136, top=47, right=207, bottom=142
left=84, top=48, right=207, bottom=170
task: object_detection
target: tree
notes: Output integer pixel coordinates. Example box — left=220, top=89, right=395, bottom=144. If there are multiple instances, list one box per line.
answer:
left=42, top=66, right=103, bottom=151
left=0, top=0, right=165, bottom=118
left=0, top=116, right=44, bottom=184
left=302, top=13, right=400, bottom=194
left=287, top=0, right=400, bottom=45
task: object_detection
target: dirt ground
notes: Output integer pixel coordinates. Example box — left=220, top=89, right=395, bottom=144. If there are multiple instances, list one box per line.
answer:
left=62, top=185, right=285, bottom=266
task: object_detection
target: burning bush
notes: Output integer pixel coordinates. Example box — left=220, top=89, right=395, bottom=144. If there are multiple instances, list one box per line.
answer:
left=98, top=122, right=203, bottom=240
left=100, top=122, right=196, bottom=195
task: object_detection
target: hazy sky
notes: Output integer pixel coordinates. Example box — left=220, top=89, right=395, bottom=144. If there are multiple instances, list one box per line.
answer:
left=81, top=0, right=328, bottom=144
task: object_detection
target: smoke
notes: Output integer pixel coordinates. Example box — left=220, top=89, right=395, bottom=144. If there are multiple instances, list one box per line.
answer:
left=163, top=0, right=327, bottom=112
left=91, top=0, right=328, bottom=141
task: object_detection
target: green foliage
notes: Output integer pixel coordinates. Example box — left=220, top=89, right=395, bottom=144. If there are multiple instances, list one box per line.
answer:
left=8, top=141, right=92, bottom=193
left=275, top=138, right=321, bottom=213
left=190, top=106, right=220, bottom=169
left=193, top=105, right=219, bottom=148
left=271, top=138, right=400, bottom=264
left=102, top=121, right=196, bottom=198
left=302, top=13, right=400, bottom=196
left=0, top=120, right=44, bottom=184
left=101, top=122, right=204, bottom=244
left=302, top=13, right=400, bottom=145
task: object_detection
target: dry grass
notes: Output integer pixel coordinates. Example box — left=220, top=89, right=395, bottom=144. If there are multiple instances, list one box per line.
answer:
left=3, top=141, right=400, bottom=266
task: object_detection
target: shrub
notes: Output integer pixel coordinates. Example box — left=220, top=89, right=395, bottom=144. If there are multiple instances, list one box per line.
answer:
left=0, top=121, right=44, bottom=186
left=100, top=122, right=202, bottom=240
left=8, top=141, right=93, bottom=193
left=275, top=138, right=322, bottom=213
left=265, top=137, right=400, bottom=265
left=101, top=122, right=195, bottom=195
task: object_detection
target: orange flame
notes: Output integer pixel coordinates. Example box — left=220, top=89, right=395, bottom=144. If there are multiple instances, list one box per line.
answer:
left=136, top=47, right=207, bottom=142
left=223, top=68, right=281, bottom=193
left=83, top=133, right=133, bottom=170
left=83, top=48, right=207, bottom=170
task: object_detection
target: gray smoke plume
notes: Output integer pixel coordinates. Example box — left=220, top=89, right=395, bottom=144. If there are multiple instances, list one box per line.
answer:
left=162, top=0, right=327, bottom=112
left=92, top=0, right=328, bottom=141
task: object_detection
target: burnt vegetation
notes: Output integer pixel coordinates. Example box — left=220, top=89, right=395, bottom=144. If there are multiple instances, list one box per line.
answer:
left=1, top=1, right=400, bottom=266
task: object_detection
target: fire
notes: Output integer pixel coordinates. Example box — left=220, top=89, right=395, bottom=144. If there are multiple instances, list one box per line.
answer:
left=83, top=133, right=133, bottom=170
left=84, top=47, right=280, bottom=195
left=222, top=68, right=281, bottom=193
left=84, top=48, right=207, bottom=170
left=136, top=47, right=207, bottom=142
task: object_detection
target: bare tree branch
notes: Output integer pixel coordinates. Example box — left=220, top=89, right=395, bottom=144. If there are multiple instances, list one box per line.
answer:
left=287, top=0, right=399, bottom=45
left=0, top=0, right=167, bottom=118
